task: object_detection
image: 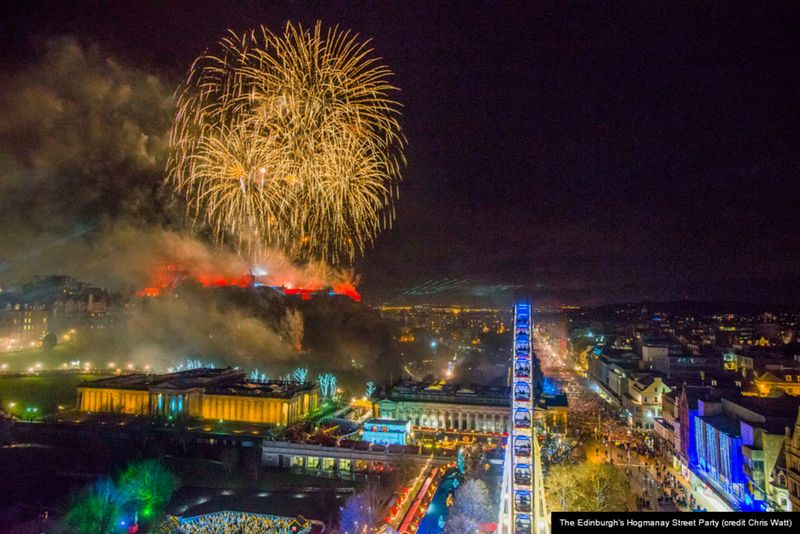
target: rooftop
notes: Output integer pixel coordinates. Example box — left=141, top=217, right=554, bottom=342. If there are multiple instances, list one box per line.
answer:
left=540, top=393, right=568, bottom=408
left=681, top=385, right=717, bottom=408
left=700, top=414, right=742, bottom=437
left=722, top=394, right=800, bottom=421
left=364, top=418, right=410, bottom=427
left=79, top=368, right=317, bottom=398
left=386, top=380, right=510, bottom=406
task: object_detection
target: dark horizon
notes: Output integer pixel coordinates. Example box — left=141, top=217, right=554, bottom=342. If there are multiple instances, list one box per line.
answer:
left=1, top=0, right=799, bottom=307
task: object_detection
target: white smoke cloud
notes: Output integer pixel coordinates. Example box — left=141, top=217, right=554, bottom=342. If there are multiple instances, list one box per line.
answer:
left=0, top=37, right=373, bottom=379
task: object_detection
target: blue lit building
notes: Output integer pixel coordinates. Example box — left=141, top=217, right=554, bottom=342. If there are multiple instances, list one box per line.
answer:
left=361, top=418, right=411, bottom=446
left=678, top=386, right=715, bottom=468
left=693, top=412, right=746, bottom=506
left=685, top=393, right=800, bottom=511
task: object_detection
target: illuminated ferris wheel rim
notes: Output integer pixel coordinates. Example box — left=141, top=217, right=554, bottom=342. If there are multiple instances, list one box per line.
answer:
left=511, top=301, right=533, bottom=533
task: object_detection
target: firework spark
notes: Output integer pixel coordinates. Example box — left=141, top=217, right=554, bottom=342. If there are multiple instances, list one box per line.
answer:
left=168, top=21, right=404, bottom=264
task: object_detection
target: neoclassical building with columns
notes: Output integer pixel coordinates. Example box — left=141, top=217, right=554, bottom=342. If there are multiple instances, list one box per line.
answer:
left=77, top=368, right=318, bottom=426
left=376, top=381, right=512, bottom=433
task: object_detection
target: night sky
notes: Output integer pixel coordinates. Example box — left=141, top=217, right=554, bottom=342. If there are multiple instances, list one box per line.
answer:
left=1, top=1, right=799, bottom=306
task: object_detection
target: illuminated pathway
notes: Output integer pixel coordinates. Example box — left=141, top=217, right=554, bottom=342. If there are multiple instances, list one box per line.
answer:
left=396, top=465, right=455, bottom=534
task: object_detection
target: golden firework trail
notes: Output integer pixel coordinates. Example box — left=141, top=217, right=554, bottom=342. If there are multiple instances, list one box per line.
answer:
left=168, top=21, right=405, bottom=264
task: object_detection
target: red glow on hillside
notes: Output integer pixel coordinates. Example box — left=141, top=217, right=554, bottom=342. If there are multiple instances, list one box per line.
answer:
left=194, top=274, right=252, bottom=288
left=282, top=288, right=316, bottom=300
left=332, top=283, right=361, bottom=302
left=136, top=263, right=360, bottom=301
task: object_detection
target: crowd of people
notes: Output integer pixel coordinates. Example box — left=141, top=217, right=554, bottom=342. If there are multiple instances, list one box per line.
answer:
left=651, top=460, right=706, bottom=512
left=560, top=354, right=715, bottom=512
left=607, top=443, right=708, bottom=512
left=535, top=338, right=726, bottom=514
left=177, top=511, right=309, bottom=534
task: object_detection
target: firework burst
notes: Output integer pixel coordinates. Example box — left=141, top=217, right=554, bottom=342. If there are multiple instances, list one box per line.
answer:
left=168, top=21, right=404, bottom=264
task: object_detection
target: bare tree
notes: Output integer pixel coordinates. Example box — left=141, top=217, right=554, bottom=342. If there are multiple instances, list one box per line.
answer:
left=544, top=462, right=633, bottom=512
left=339, top=484, right=388, bottom=534
left=444, top=512, right=478, bottom=534
left=577, top=463, right=632, bottom=512
left=292, top=366, right=309, bottom=383
left=450, top=479, right=492, bottom=523
left=545, top=463, right=581, bottom=512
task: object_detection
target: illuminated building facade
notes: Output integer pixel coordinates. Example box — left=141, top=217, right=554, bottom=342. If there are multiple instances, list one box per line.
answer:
left=622, top=375, right=671, bottom=430
left=0, top=303, right=49, bottom=351
left=753, top=370, right=800, bottom=397
left=377, top=382, right=511, bottom=432
left=0, top=275, right=111, bottom=352
left=361, top=418, right=411, bottom=446
left=693, top=411, right=747, bottom=506
left=685, top=393, right=800, bottom=511
left=784, top=408, right=800, bottom=511
left=77, top=368, right=318, bottom=425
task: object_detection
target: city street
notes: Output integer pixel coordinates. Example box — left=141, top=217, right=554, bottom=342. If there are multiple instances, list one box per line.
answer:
left=538, top=336, right=733, bottom=513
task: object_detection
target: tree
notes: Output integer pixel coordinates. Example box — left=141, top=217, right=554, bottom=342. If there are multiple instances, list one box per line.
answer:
left=544, top=461, right=633, bottom=512
left=577, top=463, right=632, bottom=512
left=64, top=478, right=121, bottom=534
left=545, top=464, right=581, bottom=512
left=444, top=512, right=478, bottom=534
left=339, top=484, right=387, bottom=534
left=292, top=367, right=309, bottom=383
left=450, top=479, right=492, bottom=523
left=250, top=368, right=269, bottom=382
left=117, top=459, right=179, bottom=523
left=317, top=373, right=338, bottom=399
